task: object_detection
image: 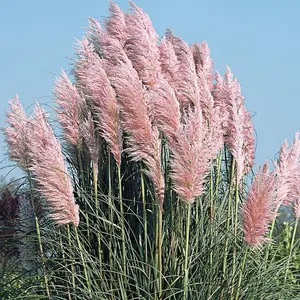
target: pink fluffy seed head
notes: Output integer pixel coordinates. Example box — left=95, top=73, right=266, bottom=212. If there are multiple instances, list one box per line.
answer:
left=275, top=132, right=300, bottom=211
left=166, top=32, right=200, bottom=109
left=54, top=70, right=85, bottom=146
left=80, top=112, right=100, bottom=175
left=84, top=55, right=122, bottom=165
left=109, top=62, right=164, bottom=208
left=105, top=1, right=127, bottom=45
left=124, top=2, right=160, bottom=86
left=191, top=41, right=214, bottom=91
left=217, top=68, right=255, bottom=182
left=147, top=77, right=181, bottom=140
left=3, top=95, right=32, bottom=169
left=169, top=107, right=213, bottom=203
left=28, top=103, right=79, bottom=227
left=158, top=37, right=179, bottom=89
left=242, top=161, right=276, bottom=247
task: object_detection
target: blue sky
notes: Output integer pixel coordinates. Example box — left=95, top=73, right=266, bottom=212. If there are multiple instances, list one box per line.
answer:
left=1, top=0, right=300, bottom=177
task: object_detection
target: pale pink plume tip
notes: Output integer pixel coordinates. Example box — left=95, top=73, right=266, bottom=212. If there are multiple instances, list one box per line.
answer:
left=28, top=103, right=79, bottom=226
left=242, top=162, right=276, bottom=247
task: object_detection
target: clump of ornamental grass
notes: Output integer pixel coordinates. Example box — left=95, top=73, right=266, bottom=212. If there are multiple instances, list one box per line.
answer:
left=0, top=1, right=299, bottom=299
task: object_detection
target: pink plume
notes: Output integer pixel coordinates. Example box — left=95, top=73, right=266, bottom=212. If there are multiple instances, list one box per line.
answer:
left=28, top=103, right=79, bottom=226
left=3, top=95, right=31, bottom=169
left=242, top=161, right=276, bottom=247
left=86, top=17, right=103, bottom=54
left=243, top=107, right=255, bottom=173
left=86, top=23, right=131, bottom=69
left=109, top=62, right=164, bottom=208
left=73, top=36, right=122, bottom=165
left=288, top=172, right=300, bottom=218
left=212, top=71, right=230, bottom=130
left=54, top=70, right=85, bottom=146
left=216, top=67, right=255, bottom=181
left=105, top=1, right=127, bottom=45
left=125, top=1, right=160, bottom=86
left=275, top=132, right=300, bottom=212
left=166, top=31, right=199, bottom=109
left=147, top=77, right=181, bottom=140
left=158, top=37, right=179, bottom=89
left=191, top=41, right=214, bottom=91
left=169, top=107, right=212, bottom=203
left=73, top=37, right=98, bottom=89
left=84, top=54, right=122, bottom=166
left=80, top=112, right=100, bottom=175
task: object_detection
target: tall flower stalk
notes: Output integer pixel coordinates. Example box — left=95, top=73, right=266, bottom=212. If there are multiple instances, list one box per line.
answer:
left=3, top=96, right=50, bottom=298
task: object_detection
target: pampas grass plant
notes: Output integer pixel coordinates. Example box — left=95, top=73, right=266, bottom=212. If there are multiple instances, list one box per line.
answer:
left=1, top=2, right=300, bottom=300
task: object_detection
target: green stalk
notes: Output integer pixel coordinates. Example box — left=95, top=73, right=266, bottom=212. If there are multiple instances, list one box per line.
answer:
left=233, top=176, right=240, bottom=273
left=74, top=225, right=92, bottom=295
left=235, top=247, right=248, bottom=300
left=223, top=158, right=236, bottom=277
left=170, top=187, right=175, bottom=272
left=183, top=203, right=192, bottom=300
left=231, top=176, right=240, bottom=298
left=108, top=151, right=113, bottom=287
left=118, top=164, right=127, bottom=286
left=58, top=228, right=71, bottom=295
left=77, top=146, right=85, bottom=193
left=284, top=217, right=299, bottom=283
left=27, top=170, right=50, bottom=298
left=215, top=149, right=223, bottom=201
left=77, top=146, right=92, bottom=249
left=195, top=198, right=199, bottom=256
left=67, top=224, right=76, bottom=294
left=141, top=164, right=148, bottom=267
left=93, top=162, right=102, bottom=277
left=210, top=167, right=214, bottom=223
left=155, top=204, right=159, bottom=299
left=209, top=167, right=214, bottom=297
left=157, top=207, right=163, bottom=299
left=264, top=217, right=276, bottom=267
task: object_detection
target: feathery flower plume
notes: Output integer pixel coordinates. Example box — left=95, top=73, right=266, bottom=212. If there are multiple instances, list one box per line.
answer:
left=191, top=41, right=214, bottom=91
left=215, top=67, right=255, bottom=181
left=125, top=1, right=160, bottom=86
left=169, top=107, right=212, bottom=203
left=109, top=62, right=164, bottom=208
left=80, top=112, right=100, bottom=175
left=189, top=41, right=224, bottom=155
left=147, top=77, right=181, bottom=140
left=86, top=17, right=103, bottom=55
left=73, top=37, right=98, bottom=90
left=28, top=103, right=79, bottom=226
left=242, top=161, right=276, bottom=247
left=212, top=71, right=230, bottom=130
left=74, top=36, right=122, bottom=165
left=275, top=132, right=300, bottom=212
left=288, top=172, right=300, bottom=218
left=243, top=107, right=255, bottom=173
left=84, top=55, right=122, bottom=165
left=3, top=95, right=31, bottom=169
left=105, top=1, right=127, bottom=45
left=85, top=23, right=131, bottom=69
left=54, top=70, right=85, bottom=146
left=158, top=37, right=179, bottom=89
left=166, top=31, right=199, bottom=109
left=196, top=69, right=215, bottom=122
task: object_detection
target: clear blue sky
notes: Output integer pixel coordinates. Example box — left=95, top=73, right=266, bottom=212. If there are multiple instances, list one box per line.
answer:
left=1, top=0, right=300, bottom=177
